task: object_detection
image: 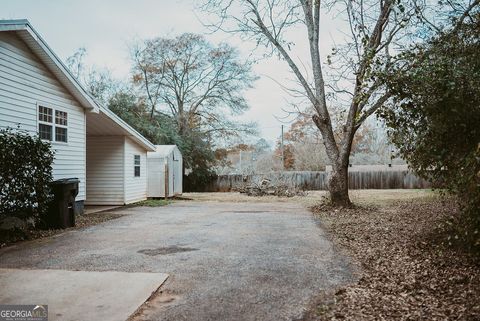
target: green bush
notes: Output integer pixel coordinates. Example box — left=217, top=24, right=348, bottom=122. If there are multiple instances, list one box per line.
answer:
left=0, top=128, right=54, bottom=226
left=381, top=14, right=480, bottom=252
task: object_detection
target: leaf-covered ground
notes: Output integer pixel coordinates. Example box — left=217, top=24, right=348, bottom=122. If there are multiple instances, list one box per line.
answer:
left=304, top=196, right=480, bottom=320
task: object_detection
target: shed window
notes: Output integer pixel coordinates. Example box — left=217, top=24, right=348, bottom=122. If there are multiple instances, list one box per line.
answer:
left=134, top=155, right=141, bottom=177
left=38, top=105, right=68, bottom=143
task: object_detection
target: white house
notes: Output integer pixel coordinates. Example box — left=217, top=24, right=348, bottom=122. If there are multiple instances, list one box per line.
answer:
left=0, top=19, right=156, bottom=211
left=147, top=145, right=183, bottom=198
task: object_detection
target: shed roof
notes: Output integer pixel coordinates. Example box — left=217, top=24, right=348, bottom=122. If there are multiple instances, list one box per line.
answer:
left=153, top=145, right=178, bottom=157
left=0, top=19, right=155, bottom=151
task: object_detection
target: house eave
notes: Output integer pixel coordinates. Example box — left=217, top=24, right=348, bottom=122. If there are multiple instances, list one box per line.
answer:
left=99, top=106, right=156, bottom=151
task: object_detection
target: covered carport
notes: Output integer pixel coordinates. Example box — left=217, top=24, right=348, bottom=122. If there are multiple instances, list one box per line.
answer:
left=85, top=107, right=155, bottom=205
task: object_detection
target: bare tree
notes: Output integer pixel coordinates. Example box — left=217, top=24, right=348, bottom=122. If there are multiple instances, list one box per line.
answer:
left=65, top=47, right=86, bottom=79
left=131, top=33, right=258, bottom=139
left=201, top=0, right=415, bottom=205
left=291, top=139, right=327, bottom=170
left=65, top=47, right=121, bottom=105
left=280, top=112, right=327, bottom=170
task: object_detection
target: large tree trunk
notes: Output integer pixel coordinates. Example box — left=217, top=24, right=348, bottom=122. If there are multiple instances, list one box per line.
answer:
left=313, top=114, right=353, bottom=206
left=328, top=161, right=351, bottom=207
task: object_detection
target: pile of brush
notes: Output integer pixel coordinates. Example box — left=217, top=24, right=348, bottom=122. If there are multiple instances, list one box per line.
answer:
left=235, top=177, right=306, bottom=197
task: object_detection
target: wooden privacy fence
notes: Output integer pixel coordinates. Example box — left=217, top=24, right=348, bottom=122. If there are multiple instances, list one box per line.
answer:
left=204, top=170, right=431, bottom=192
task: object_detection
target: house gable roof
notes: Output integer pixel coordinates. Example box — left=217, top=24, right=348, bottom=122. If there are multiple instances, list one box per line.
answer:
left=0, top=19, right=99, bottom=112
left=0, top=19, right=155, bottom=151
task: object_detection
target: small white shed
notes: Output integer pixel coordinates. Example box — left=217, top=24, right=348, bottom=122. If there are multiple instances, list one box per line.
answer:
left=147, top=145, right=183, bottom=197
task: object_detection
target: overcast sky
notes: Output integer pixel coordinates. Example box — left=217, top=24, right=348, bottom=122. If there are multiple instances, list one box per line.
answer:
left=2, top=0, right=346, bottom=145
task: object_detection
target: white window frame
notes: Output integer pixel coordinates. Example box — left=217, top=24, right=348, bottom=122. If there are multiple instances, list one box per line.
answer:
left=134, top=155, right=141, bottom=177
left=36, top=103, right=68, bottom=144
left=38, top=105, right=53, bottom=141
left=54, top=109, right=68, bottom=143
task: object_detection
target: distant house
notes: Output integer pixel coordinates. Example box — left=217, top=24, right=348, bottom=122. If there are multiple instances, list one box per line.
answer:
left=0, top=19, right=156, bottom=211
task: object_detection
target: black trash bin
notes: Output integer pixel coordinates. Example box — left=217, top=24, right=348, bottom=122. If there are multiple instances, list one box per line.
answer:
left=45, top=178, right=79, bottom=229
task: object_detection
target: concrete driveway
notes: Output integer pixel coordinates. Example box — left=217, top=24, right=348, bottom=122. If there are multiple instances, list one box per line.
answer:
left=0, top=201, right=352, bottom=321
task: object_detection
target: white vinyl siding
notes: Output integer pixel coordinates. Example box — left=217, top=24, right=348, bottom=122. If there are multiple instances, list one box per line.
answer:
left=0, top=32, right=86, bottom=201
left=124, top=137, right=147, bottom=204
left=86, top=136, right=148, bottom=205
left=85, top=136, right=124, bottom=205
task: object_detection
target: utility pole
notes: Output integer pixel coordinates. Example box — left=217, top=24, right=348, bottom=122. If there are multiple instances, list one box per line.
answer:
left=281, top=125, right=284, bottom=170
left=239, top=150, right=242, bottom=173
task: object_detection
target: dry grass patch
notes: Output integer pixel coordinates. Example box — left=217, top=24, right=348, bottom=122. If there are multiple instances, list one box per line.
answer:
left=135, top=199, right=171, bottom=207
left=183, top=190, right=433, bottom=207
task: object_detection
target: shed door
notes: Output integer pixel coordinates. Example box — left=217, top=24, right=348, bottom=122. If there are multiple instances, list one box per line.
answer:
left=147, top=158, right=164, bottom=197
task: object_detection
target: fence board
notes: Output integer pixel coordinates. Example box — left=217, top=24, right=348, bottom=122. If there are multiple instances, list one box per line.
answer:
left=204, top=170, right=431, bottom=192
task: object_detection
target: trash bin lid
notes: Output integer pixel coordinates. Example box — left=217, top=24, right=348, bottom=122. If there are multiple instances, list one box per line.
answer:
left=51, top=178, right=80, bottom=185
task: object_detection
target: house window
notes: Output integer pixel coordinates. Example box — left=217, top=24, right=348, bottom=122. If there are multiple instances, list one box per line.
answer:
left=55, top=110, right=68, bottom=126
left=39, top=106, right=52, bottom=122
left=54, top=110, right=68, bottom=142
left=55, top=127, right=67, bottom=142
left=134, top=155, right=141, bottom=177
left=39, top=123, right=52, bottom=141
left=38, top=105, right=68, bottom=143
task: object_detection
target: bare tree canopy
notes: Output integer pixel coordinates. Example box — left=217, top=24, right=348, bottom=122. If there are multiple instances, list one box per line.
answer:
left=66, top=47, right=121, bottom=105
left=199, top=0, right=415, bottom=206
left=131, top=33, right=258, bottom=139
